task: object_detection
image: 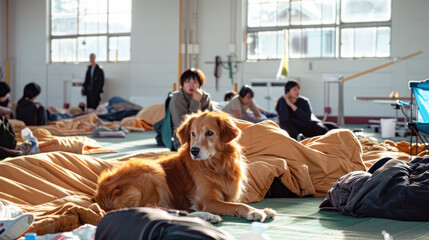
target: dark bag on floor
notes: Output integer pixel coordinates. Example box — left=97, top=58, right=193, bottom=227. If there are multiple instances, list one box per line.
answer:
left=95, top=207, right=235, bottom=240
left=154, top=92, right=175, bottom=150
left=0, top=116, right=17, bottom=150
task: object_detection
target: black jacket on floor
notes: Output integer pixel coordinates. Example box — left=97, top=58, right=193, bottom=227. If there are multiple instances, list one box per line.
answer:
left=0, top=116, right=16, bottom=149
left=320, top=156, right=429, bottom=221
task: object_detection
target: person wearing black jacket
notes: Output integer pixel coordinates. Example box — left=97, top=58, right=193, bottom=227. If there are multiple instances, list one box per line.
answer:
left=16, top=82, right=48, bottom=126
left=82, top=53, right=104, bottom=109
left=0, top=82, right=13, bottom=118
left=275, top=80, right=329, bottom=140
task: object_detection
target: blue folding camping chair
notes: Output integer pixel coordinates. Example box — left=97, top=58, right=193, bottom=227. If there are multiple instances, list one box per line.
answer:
left=398, top=79, right=429, bottom=156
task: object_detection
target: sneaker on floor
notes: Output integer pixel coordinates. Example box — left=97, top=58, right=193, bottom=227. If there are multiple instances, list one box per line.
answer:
left=0, top=214, right=34, bottom=240
left=353, top=128, right=365, bottom=137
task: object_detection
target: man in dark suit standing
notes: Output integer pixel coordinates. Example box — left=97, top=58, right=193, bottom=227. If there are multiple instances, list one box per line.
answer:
left=82, top=53, right=104, bottom=109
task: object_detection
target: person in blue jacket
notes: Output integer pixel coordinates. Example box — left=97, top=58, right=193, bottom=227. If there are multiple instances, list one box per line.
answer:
left=275, top=80, right=329, bottom=140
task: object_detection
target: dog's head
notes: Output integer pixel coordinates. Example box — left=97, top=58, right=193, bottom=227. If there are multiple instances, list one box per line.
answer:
left=176, top=111, right=240, bottom=160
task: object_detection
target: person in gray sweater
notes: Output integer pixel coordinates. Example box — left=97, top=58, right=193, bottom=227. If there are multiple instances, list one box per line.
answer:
left=169, top=68, right=214, bottom=150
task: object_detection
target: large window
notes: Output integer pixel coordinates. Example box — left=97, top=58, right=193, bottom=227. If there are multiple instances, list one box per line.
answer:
left=247, top=0, right=391, bottom=60
left=50, top=0, right=131, bottom=63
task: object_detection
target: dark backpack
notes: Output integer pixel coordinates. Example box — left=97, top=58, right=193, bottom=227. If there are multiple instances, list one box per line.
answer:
left=154, top=92, right=175, bottom=150
left=0, top=116, right=17, bottom=149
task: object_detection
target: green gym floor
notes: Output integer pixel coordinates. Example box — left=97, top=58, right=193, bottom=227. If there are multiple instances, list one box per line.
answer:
left=93, top=126, right=429, bottom=240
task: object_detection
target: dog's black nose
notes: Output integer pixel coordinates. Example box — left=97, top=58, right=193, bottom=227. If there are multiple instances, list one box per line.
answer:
left=190, top=147, right=200, bottom=156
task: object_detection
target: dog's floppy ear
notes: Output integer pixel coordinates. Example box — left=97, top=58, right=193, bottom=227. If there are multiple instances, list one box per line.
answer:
left=176, top=114, right=195, bottom=144
left=219, top=115, right=240, bottom=143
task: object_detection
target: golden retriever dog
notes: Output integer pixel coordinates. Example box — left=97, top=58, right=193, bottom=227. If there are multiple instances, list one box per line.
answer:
left=93, top=111, right=276, bottom=223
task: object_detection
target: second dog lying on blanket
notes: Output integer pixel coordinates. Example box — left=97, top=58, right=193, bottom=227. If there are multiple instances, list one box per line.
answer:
left=93, top=111, right=276, bottom=223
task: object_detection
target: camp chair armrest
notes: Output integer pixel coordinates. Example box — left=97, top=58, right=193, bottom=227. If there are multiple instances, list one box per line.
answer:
left=397, top=100, right=413, bottom=107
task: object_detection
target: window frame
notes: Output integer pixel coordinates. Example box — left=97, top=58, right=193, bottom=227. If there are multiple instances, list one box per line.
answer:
left=49, top=0, right=132, bottom=64
left=246, top=0, right=392, bottom=61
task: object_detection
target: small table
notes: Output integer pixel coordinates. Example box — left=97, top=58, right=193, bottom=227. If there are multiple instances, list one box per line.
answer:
left=354, top=96, right=411, bottom=104
left=354, top=96, right=412, bottom=136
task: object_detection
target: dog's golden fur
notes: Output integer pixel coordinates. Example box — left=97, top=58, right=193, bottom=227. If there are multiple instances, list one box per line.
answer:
left=93, top=111, right=275, bottom=221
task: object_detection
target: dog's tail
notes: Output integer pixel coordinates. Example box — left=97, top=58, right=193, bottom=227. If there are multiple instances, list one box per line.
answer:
left=93, top=160, right=172, bottom=211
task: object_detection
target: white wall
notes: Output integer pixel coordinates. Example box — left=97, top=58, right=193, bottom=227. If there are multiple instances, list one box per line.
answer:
left=195, top=0, right=241, bottom=102
left=196, top=0, right=429, bottom=118
left=8, top=0, right=179, bottom=108
left=9, top=0, right=48, bottom=103
left=0, top=0, right=6, bottom=82
left=6, top=0, right=429, bottom=119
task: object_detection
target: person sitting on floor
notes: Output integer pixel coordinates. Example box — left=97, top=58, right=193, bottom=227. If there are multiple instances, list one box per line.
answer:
left=275, top=80, right=330, bottom=140
left=224, top=91, right=236, bottom=101
left=169, top=68, right=214, bottom=150
left=222, top=85, right=267, bottom=123
left=216, top=90, right=237, bottom=109
left=16, top=82, right=48, bottom=126
left=0, top=82, right=13, bottom=119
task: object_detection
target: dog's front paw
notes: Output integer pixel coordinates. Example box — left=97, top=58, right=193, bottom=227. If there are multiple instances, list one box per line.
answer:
left=188, top=211, right=223, bottom=224
left=263, top=208, right=276, bottom=220
left=246, top=208, right=276, bottom=222
left=246, top=209, right=268, bottom=222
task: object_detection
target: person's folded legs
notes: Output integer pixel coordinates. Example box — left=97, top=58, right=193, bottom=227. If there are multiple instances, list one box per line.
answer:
left=0, top=143, right=32, bottom=160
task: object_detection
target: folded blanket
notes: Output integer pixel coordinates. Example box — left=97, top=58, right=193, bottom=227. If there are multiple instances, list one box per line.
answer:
left=14, top=128, right=116, bottom=155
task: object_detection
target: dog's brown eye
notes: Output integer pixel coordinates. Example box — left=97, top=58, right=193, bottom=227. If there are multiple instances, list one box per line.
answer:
left=191, top=132, right=195, bottom=137
left=205, top=130, right=214, bottom=137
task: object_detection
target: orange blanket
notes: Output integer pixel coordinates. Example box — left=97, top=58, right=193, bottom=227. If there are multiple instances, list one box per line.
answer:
left=119, top=104, right=165, bottom=131
left=358, top=137, right=428, bottom=168
left=0, top=152, right=114, bottom=235
left=0, top=151, right=171, bottom=235
left=236, top=120, right=366, bottom=201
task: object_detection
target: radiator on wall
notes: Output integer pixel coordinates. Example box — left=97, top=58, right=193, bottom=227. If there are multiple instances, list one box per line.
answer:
left=251, top=78, right=289, bottom=112
left=63, top=80, right=86, bottom=109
